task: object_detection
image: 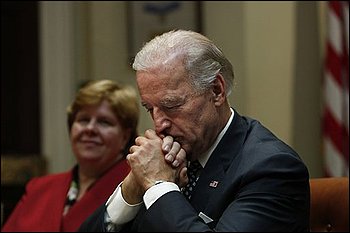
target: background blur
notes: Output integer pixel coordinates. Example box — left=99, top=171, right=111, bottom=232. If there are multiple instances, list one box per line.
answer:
left=1, top=1, right=348, bottom=225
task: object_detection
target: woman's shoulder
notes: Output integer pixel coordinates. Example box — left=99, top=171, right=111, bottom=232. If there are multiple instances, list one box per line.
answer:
left=26, top=170, right=72, bottom=190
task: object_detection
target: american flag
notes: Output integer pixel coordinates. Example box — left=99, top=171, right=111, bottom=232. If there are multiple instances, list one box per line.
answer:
left=323, top=1, right=349, bottom=177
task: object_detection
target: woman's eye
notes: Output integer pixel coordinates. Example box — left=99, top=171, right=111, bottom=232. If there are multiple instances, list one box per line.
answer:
left=98, top=120, right=112, bottom=126
left=77, top=118, right=89, bottom=124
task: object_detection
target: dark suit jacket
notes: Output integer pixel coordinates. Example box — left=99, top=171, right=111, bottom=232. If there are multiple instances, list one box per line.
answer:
left=2, top=159, right=130, bottom=232
left=79, top=111, right=310, bottom=232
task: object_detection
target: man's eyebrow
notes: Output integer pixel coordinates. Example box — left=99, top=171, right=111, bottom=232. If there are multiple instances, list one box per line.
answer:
left=159, top=95, right=185, bottom=105
left=140, top=95, right=187, bottom=109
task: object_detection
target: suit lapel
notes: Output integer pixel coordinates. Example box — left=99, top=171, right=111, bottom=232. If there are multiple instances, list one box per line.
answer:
left=190, top=111, right=249, bottom=220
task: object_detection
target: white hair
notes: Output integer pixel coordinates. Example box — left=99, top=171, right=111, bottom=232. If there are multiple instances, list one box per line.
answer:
left=132, top=30, right=234, bottom=96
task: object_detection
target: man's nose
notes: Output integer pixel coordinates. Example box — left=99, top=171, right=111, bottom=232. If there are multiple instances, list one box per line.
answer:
left=153, top=108, right=171, bottom=134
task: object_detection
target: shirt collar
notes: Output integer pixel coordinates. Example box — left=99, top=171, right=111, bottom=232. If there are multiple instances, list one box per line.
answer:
left=198, top=108, right=234, bottom=168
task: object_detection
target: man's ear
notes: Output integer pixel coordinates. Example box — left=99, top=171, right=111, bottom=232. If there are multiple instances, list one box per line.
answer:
left=211, top=74, right=226, bottom=106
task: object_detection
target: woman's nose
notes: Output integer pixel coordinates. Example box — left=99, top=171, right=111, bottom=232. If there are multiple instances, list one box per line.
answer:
left=85, top=119, right=97, bottom=132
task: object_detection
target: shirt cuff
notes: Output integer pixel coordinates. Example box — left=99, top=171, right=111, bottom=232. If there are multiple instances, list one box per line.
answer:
left=143, top=181, right=180, bottom=209
left=106, top=182, right=142, bottom=225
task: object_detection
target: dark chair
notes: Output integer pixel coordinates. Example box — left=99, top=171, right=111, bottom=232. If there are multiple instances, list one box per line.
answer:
left=310, top=177, right=349, bottom=232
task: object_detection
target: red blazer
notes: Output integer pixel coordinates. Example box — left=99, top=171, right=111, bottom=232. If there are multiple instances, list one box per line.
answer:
left=2, top=159, right=130, bottom=232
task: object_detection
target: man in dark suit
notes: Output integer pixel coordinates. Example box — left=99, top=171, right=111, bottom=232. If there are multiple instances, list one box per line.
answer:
left=79, top=29, right=310, bottom=232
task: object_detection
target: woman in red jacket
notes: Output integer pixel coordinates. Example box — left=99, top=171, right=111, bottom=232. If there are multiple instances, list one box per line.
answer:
left=2, top=79, right=139, bottom=231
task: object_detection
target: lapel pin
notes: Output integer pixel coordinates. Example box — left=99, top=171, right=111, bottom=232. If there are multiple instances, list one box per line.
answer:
left=209, top=180, right=219, bottom=187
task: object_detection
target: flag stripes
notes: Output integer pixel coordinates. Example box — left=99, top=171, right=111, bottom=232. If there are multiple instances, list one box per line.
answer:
left=323, top=1, right=349, bottom=177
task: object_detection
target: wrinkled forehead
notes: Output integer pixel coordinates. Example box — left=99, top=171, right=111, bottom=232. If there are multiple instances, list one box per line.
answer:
left=136, top=67, right=194, bottom=104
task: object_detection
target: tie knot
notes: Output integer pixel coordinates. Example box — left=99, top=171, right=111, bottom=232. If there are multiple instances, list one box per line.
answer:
left=188, top=160, right=202, bottom=174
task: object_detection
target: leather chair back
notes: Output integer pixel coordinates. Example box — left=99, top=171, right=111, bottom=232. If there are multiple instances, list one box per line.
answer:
left=310, top=177, right=349, bottom=232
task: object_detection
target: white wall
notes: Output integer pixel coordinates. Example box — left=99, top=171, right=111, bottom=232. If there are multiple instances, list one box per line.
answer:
left=40, top=2, right=76, bottom=173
